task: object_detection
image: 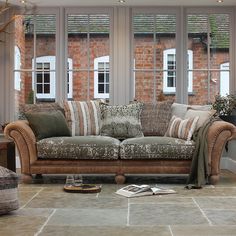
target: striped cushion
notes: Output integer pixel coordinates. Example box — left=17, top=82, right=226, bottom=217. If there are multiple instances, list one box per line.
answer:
left=0, top=167, right=19, bottom=215
left=63, top=100, right=101, bottom=136
left=165, top=115, right=199, bottom=141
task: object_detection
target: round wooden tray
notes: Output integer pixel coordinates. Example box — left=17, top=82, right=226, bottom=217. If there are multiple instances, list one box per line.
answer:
left=63, top=184, right=101, bottom=193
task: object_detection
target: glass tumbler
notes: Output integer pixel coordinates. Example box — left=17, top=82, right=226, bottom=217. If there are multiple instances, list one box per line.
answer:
left=65, top=175, right=75, bottom=186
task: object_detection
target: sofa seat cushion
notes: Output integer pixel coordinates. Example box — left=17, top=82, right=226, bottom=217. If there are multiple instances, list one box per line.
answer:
left=37, top=136, right=120, bottom=160
left=120, top=136, right=195, bottom=160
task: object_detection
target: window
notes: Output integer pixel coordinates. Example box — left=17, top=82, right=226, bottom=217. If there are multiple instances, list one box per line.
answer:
left=67, top=11, right=111, bottom=100
left=32, top=56, right=72, bottom=100
left=187, top=12, right=230, bottom=105
left=132, top=12, right=177, bottom=102
left=94, top=56, right=109, bottom=98
left=163, top=49, right=193, bottom=93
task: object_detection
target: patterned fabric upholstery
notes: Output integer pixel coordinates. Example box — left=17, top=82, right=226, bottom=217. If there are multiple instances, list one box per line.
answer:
left=18, top=102, right=64, bottom=120
left=100, top=103, right=143, bottom=139
left=63, top=100, right=101, bottom=136
left=37, top=136, right=120, bottom=160
left=0, top=167, right=19, bottom=215
left=140, top=101, right=173, bottom=136
left=120, top=136, right=195, bottom=160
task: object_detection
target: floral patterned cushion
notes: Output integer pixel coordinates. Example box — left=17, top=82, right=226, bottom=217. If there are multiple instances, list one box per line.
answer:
left=120, top=136, right=195, bottom=160
left=37, top=136, right=120, bottom=160
left=100, top=103, right=143, bottom=139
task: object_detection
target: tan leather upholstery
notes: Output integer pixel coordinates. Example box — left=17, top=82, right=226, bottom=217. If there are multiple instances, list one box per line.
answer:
left=4, top=120, right=236, bottom=184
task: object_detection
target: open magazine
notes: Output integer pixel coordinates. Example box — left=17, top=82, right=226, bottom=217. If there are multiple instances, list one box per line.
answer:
left=115, top=184, right=176, bottom=198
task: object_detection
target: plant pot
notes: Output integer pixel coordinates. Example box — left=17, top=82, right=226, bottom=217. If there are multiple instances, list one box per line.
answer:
left=219, top=115, right=236, bottom=126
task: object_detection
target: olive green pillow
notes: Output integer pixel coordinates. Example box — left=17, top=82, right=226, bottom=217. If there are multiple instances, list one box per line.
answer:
left=25, top=110, right=71, bottom=140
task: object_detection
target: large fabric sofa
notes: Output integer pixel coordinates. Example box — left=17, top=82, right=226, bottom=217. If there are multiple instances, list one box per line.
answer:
left=4, top=100, right=236, bottom=185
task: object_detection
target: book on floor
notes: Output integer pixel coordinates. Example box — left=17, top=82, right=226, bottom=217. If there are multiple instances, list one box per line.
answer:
left=115, top=184, right=176, bottom=198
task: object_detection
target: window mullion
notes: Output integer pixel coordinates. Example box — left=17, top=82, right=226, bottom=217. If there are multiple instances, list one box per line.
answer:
left=153, top=14, right=157, bottom=103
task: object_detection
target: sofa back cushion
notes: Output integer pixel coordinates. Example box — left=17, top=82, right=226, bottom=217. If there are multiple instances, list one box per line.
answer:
left=63, top=100, right=101, bottom=136
left=140, top=101, right=173, bottom=136
left=25, top=110, right=71, bottom=140
left=18, top=102, right=65, bottom=120
left=100, top=103, right=143, bottom=139
left=184, top=108, right=216, bottom=131
left=171, top=103, right=212, bottom=119
left=165, top=115, right=199, bottom=141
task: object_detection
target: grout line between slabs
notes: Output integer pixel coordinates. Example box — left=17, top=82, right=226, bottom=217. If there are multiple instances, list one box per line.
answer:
left=34, top=209, right=56, bottom=236
left=127, top=198, right=130, bottom=226
left=168, top=225, right=174, bottom=236
left=20, top=187, right=44, bottom=209
left=192, top=197, right=213, bottom=226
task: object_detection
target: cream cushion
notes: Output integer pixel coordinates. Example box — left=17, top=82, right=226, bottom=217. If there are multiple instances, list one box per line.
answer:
left=165, top=115, right=199, bottom=141
left=184, top=109, right=216, bottom=130
left=171, top=103, right=212, bottom=119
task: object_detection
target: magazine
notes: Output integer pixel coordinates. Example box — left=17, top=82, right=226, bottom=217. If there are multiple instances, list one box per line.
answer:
left=115, top=184, right=176, bottom=198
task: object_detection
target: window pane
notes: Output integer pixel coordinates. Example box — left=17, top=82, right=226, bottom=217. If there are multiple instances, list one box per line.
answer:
left=44, top=63, right=50, bottom=70
left=67, top=13, right=110, bottom=100
left=187, top=13, right=230, bottom=104
left=44, top=73, right=50, bottom=83
left=35, top=15, right=56, bottom=58
left=105, top=73, right=109, bottom=83
left=37, top=63, right=42, bottom=69
left=36, top=74, right=42, bottom=83
left=44, top=84, right=50, bottom=94
left=98, top=84, right=104, bottom=93
left=98, top=73, right=104, bottom=83
left=134, top=71, right=154, bottom=102
left=133, top=13, right=176, bottom=101
left=105, top=84, right=109, bottom=93
left=37, top=84, right=43, bottom=93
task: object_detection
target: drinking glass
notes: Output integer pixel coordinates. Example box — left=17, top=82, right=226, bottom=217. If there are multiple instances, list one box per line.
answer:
left=74, top=174, right=83, bottom=186
left=65, top=175, right=75, bottom=186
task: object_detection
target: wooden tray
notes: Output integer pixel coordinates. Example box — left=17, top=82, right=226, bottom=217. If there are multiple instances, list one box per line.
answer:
left=63, top=184, right=101, bottom=193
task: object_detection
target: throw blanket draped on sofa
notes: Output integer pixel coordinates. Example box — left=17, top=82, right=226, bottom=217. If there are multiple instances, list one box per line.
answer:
left=187, top=116, right=219, bottom=188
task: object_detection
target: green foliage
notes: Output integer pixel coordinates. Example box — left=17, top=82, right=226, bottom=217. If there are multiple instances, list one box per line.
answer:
left=212, top=94, right=236, bottom=116
left=27, top=90, right=34, bottom=104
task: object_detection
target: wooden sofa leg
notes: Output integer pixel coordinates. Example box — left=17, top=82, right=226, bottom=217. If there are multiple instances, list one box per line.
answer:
left=115, top=174, right=126, bottom=184
left=21, top=174, right=33, bottom=184
left=209, top=174, right=220, bottom=185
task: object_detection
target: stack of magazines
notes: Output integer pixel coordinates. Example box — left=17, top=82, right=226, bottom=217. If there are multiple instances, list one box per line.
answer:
left=115, top=184, right=176, bottom=198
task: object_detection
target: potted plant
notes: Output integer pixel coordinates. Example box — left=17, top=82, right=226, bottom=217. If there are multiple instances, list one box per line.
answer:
left=212, top=94, right=236, bottom=125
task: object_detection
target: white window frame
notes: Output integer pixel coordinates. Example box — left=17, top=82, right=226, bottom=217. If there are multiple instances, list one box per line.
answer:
left=163, top=48, right=193, bottom=93
left=32, top=56, right=73, bottom=99
left=14, top=46, right=21, bottom=91
left=94, top=55, right=109, bottom=99
left=220, top=62, right=229, bottom=96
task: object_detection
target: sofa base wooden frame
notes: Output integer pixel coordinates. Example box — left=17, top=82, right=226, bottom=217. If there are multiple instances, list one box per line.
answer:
left=4, top=120, right=236, bottom=185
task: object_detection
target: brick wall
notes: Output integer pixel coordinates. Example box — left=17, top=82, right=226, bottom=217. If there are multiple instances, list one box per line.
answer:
left=16, top=33, right=229, bottom=105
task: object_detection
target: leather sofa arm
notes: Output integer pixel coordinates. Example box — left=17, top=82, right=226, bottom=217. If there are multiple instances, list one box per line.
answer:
left=4, top=120, right=37, bottom=176
left=207, top=120, right=236, bottom=184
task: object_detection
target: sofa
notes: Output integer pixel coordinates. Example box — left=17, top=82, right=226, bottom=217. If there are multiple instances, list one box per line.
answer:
left=4, top=100, right=236, bottom=185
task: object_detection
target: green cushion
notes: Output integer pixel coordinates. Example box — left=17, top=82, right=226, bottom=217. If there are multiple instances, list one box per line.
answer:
left=100, top=103, right=144, bottom=139
left=25, top=110, right=71, bottom=140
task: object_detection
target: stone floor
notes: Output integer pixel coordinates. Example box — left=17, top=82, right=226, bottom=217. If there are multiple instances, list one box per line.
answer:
left=1, top=170, right=236, bottom=236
